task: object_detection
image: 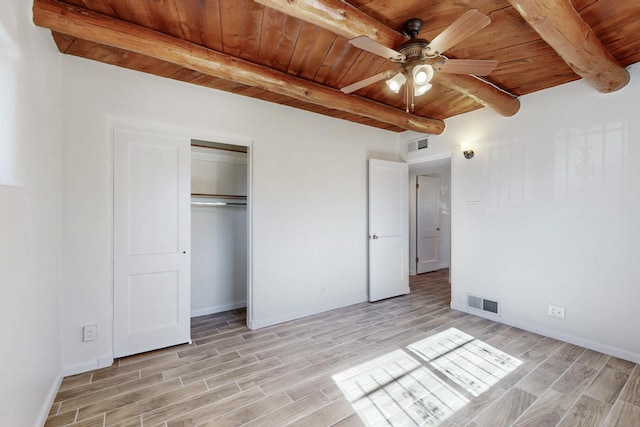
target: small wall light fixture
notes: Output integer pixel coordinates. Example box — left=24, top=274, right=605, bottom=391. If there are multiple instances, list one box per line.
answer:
left=461, top=141, right=474, bottom=159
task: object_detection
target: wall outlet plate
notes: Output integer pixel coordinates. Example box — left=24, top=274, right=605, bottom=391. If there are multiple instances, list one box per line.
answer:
left=548, top=304, right=566, bottom=320
left=83, top=324, right=97, bottom=341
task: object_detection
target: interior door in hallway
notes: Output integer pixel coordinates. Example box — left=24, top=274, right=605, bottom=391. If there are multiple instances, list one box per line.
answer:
left=113, top=128, right=191, bottom=358
left=417, top=175, right=440, bottom=274
left=368, top=159, right=409, bottom=302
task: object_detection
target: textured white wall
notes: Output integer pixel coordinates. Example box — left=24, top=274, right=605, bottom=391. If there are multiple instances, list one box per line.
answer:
left=403, top=64, right=640, bottom=362
left=0, top=1, right=62, bottom=425
left=59, top=55, right=400, bottom=372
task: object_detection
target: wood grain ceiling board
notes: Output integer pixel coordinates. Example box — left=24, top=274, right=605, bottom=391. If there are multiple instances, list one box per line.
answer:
left=174, top=0, right=224, bottom=52
left=256, top=9, right=304, bottom=72
left=36, top=0, right=640, bottom=133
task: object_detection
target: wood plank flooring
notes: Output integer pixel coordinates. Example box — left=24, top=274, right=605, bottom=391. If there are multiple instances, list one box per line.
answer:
left=45, top=270, right=640, bottom=426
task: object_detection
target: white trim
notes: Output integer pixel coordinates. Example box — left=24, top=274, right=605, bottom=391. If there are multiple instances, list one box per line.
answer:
left=450, top=302, right=640, bottom=364
left=191, top=301, right=247, bottom=318
left=106, top=115, right=253, bottom=149
left=245, top=144, right=254, bottom=328
left=248, top=296, right=367, bottom=330
left=63, top=353, right=114, bottom=377
left=405, top=151, right=452, bottom=165
left=37, top=373, right=63, bottom=427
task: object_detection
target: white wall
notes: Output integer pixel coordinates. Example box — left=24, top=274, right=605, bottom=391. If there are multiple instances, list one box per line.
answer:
left=0, top=1, right=62, bottom=425
left=191, top=147, right=248, bottom=316
left=59, top=56, right=400, bottom=373
left=403, top=64, right=640, bottom=363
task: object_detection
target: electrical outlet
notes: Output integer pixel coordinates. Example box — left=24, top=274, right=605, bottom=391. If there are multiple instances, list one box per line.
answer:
left=548, top=304, right=566, bottom=320
left=83, top=324, right=97, bottom=342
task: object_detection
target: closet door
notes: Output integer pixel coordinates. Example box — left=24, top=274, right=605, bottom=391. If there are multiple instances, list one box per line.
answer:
left=113, top=128, right=191, bottom=358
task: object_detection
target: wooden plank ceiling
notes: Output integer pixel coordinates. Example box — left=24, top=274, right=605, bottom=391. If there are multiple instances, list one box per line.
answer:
left=33, top=0, right=640, bottom=134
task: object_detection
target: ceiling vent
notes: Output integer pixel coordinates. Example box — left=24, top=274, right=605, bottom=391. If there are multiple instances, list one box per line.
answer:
left=467, top=294, right=500, bottom=316
left=407, top=137, right=429, bottom=152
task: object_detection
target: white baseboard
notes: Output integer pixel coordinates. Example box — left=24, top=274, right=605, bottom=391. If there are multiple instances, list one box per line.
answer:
left=38, top=372, right=63, bottom=426
left=63, top=353, right=114, bottom=377
left=248, top=296, right=368, bottom=330
left=450, top=301, right=640, bottom=364
left=191, top=301, right=246, bottom=318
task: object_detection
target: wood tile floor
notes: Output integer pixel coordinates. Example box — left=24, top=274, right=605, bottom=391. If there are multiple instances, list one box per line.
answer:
left=45, top=269, right=640, bottom=426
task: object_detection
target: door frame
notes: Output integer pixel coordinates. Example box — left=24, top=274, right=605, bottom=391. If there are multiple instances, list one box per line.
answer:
left=407, top=153, right=452, bottom=276
left=109, top=118, right=254, bottom=357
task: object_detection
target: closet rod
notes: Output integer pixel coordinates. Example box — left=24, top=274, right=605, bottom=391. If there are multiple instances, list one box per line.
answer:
left=191, top=201, right=246, bottom=207
left=191, top=193, right=246, bottom=199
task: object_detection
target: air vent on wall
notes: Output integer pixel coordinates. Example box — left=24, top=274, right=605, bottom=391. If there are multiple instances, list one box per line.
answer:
left=467, top=294, right=500, bottom=316
left=407, top=137, right=429, bottom=152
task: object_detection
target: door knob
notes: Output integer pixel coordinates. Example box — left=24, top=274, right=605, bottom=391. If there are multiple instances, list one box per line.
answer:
left=436, top=228, right=440, bottom=231
left=371, top=234, right=379, bottom=240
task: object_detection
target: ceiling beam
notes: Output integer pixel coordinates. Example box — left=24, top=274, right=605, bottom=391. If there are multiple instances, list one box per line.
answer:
left=254, top=0, right=520, bottom=117
left=32, top=0, right=445, bottom=135
left=436, top=74, right=520, bottom=117
left=508, top=0, right=629, bottom=93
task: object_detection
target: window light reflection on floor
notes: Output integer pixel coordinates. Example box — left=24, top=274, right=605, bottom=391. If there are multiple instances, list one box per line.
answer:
left=332, top=328, right=522, bottom=426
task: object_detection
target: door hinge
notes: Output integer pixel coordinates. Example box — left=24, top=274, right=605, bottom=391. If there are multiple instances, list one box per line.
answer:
left=416, top=257, right=419, bottom=263
left=416, top=183, right=419, bottom=189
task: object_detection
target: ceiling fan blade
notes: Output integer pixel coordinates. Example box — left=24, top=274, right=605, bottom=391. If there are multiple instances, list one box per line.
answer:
left=434, top=59, right=498, bottom=76
left=340, top=70, right=398, bottom=94
left=424, top=9, right=491, bottom=56
left=349, top=36, right=406, bottom=62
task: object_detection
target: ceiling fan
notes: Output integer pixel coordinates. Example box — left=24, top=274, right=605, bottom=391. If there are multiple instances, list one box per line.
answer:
left=340, top=9, right=498, bottom=112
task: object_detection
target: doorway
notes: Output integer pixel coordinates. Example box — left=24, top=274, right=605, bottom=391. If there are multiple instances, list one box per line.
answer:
left=408, top=157, right=451, bottom=276
left=190, top=140, right=249, bottom=318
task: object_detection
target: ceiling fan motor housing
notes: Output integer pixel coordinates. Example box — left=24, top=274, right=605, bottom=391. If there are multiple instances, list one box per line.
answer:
left=399, top=39, right=429, bottom=61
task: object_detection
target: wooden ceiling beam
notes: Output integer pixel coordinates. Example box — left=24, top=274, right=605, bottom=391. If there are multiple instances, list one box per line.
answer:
left=508, top=0, right=629, bottom=93
left=436, top=74, right=521, bottom=117
left=32, top=0, right=445, bottom=135
left=254, top=0, right=521, bottom=117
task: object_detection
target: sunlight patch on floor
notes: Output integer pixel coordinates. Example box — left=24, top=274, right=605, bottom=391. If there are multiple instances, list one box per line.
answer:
left=408, top=328, right=523, bottom=397
left=333, top=349, right=468, bottom=426
left=333, top=328, right=522, bottom=426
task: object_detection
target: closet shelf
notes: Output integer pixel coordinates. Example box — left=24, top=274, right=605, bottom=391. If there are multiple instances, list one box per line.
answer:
left=191, top=193, right=246, bottom=207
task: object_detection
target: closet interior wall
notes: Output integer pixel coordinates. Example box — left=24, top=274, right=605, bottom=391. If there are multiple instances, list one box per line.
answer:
left=190, top=145, right=247, bottom=317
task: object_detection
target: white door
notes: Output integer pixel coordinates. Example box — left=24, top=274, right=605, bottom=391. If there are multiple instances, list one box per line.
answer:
left=368, top=159, right=409, bottom=302
left=113, top=128, right=191, bottom=358
left=417, top=176, right=440, bottom=274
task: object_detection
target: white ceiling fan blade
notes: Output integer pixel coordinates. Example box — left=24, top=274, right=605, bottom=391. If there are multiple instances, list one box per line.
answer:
left=434, top=59, right=498, bottom=76
left=340, top=70, right=398, bottom=94
left=424, top=9, right=491, bottom=56
left=349, top=36, right=406, bottom=62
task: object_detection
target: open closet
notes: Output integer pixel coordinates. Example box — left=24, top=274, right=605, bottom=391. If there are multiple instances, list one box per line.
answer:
left=190, top=140, right=248, bottom=317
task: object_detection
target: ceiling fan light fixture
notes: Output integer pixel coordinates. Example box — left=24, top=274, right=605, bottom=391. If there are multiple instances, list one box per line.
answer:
left=412, top=64, right=434, bottom=85
left=413, top=82, right=432, bottom=97
left=385, top=72, right=407, bottom=93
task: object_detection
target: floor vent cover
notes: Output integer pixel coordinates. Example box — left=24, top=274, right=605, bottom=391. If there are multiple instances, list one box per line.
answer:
left=467, top=294, right=500, bottom=316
